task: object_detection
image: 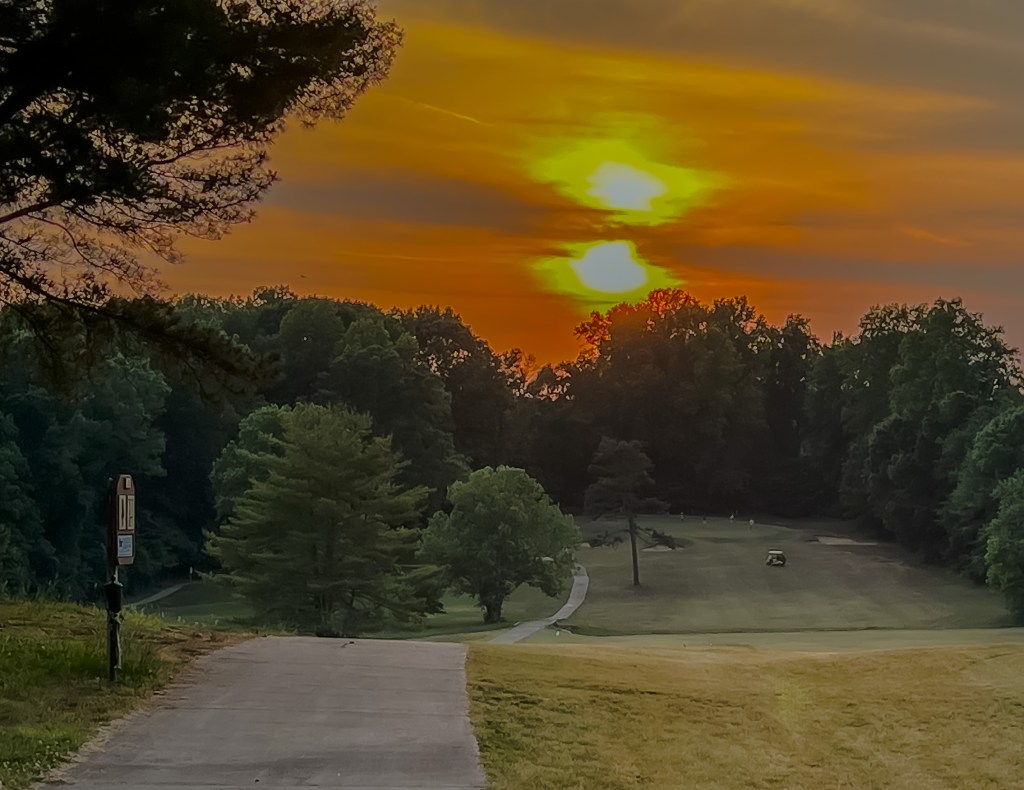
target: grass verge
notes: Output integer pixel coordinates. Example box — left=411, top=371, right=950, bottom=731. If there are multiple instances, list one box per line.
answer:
left=467, top=641, right=1024, bottom=789
left=0, top=598, right=247, bottom=790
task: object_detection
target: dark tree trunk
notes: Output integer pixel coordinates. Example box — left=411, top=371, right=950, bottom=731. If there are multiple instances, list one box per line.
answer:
left=628, top=514, right=640, bottom=586
left=483, top=599, right=504, bottom=624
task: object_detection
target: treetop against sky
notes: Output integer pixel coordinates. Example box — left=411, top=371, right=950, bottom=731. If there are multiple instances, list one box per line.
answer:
left=163, top=0, right=1024, bottom=363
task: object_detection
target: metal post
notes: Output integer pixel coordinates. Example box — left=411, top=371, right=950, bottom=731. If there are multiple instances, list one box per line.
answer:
left=105, top=473, right=136, bottom=683
left=106, top=566, right=123, bottom=682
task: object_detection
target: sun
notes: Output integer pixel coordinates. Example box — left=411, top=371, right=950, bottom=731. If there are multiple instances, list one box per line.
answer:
left=533, top=240, right=683, bottom=307
left=569, top=241, right=648, bottom=292
left=588, top=163, right=667, bottom=212
left=530, top=138, right=720, bottom=226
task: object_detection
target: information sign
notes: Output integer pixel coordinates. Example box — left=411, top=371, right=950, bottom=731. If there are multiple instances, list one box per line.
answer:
left=108, top=474, right=137, bottom=566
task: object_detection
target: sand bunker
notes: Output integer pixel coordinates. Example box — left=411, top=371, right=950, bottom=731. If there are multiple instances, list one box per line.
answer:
left=642, top=545, right=675, bottom=552
left=816, top=536, right=878, bottom=546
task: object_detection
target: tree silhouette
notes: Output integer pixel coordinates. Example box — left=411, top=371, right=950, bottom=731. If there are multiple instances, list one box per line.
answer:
left=1, top=0, right=399, bottom=323
left=585, top=437, right=666, bottom=586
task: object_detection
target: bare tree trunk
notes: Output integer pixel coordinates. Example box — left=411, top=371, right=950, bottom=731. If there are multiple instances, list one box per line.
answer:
left=483, top=599, right=504, bottom=624
left=629, top=514, right=640, bottom=586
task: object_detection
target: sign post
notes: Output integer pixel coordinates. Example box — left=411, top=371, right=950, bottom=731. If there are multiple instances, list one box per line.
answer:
left=106, top=474, right=137, bottom=682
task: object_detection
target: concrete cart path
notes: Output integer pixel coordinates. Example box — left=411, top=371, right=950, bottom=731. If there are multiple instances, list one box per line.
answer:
left=43, top=637, right=487, bottom=790
left=126, top=581, right=189, bottom=609
left=490, top=565, right=589, bottom=645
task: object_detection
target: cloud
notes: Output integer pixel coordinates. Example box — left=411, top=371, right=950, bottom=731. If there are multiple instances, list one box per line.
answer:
left=676, top=246, right=1024, bottom=294
left=380, top=0, right=1024, bottom=103
left=266, top=172, right=544, bottom=233
left=900, top=226, right=969, bottom=248
left=377, top=92, right=491, bottom=126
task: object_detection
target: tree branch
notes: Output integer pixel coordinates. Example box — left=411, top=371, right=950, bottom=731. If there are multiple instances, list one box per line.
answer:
left=0, top=199, right=63, bottom=227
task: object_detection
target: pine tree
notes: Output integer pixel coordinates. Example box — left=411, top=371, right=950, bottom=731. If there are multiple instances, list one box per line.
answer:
left=207, top=403, right=437, bottom=636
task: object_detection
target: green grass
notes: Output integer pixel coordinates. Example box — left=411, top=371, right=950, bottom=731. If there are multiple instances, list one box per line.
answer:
left=0, top=598, right=246, bottom=790
left=139, top=581, right=256, bottom=629
left=371, top=584, right=565, bottom=641
left=142, top=580, right=564, bottom=641
left=568, top=515, right=1014, bottom=635
left=468, top=641, right=1024, bottom=789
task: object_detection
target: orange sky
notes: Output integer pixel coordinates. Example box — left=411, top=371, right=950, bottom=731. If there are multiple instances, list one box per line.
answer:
left=163, top=0, right=1024, bottom=363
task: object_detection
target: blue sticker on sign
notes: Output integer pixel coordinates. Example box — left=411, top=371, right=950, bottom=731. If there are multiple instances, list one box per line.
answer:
left=117, top=535, right=134, bottom=558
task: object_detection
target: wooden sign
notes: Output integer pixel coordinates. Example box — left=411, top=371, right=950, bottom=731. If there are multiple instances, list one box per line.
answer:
left=109, top=474, right=137, bottom=566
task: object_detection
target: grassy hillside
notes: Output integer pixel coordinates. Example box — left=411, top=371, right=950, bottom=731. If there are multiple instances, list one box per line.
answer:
left=568, top=516, right=1013, bottom=635
left=138, top=582, right=256, bottom=629
left=0, top=599, right=246, bottom=790
left=468, top=641, right=1024, bottom=789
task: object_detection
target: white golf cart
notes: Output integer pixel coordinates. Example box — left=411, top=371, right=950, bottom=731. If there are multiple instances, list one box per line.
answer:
left=765, top=549, right=787, bottom=567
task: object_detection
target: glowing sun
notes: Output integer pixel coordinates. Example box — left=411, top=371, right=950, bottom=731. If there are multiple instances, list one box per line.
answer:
left=570, top=241, right=648, bottom=292
left=533, top=240, right=682, bottom=306
left=530, top=138, right=720, bottom=226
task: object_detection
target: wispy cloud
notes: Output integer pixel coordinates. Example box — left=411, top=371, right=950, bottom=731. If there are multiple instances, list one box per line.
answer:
left=900, top=226, right=969, bottom=248
left=378, top=92, right=491, bottom=126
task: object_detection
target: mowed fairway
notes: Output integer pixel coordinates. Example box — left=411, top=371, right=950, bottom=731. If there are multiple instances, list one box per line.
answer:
left=564, top=516, right=1014, bottom=635
left=467, top=642, right=1024, bottom=789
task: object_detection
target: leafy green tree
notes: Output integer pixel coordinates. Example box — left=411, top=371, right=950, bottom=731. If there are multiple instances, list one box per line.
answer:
left=505, top=375, right=600, bottom=510
left=0, top=337, right=170, bottom=595
left=0, top=412, right=45, bottom=593
left=863, top=299, right=1019, bottom=558
left=274, top=298, right=378, bottom=403
left=1, top=1, right=399, bottom=311
left=762, top=315, right=819, bottom=460
left=142, top=381, right=248, bottom=576
left=585, top=438, right=665, bottom=587
left=319, top=316, right=468, bottom=510
left=943, top=404, right=1024, bottom=579
left=983, top=470, right=1024, bottom=619
left=207, top=403, right=436, bottom=636
left=571, top=290, right=769, bottom=511
left=802, top=336, right=849, bottom=510
left=833, top=304, right=919, bottom=518
left=752, top=315, right=823, bottom=515
left=0, top=296, right=260, bottom=595
left=399, top=306, right=515, bottom=468
left=422, top=466, right=580, bottom=624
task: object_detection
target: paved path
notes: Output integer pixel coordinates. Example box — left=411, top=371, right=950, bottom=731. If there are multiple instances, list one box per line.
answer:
left=126, top=582, right=189, bottom=610
left=44, top=637, right=486, bottom=789
left=490, top=565, right=589, bottom=645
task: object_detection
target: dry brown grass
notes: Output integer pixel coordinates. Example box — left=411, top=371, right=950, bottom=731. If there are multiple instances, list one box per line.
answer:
left=467, top=642, right=1024, bottom=789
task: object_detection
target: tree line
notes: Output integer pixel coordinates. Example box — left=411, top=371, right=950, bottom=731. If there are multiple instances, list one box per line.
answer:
left=2, top=0, right=1022, bottom=628
left=2, top=286, right=1023, bottom=621
left=0, top=291, right=580, bottom=631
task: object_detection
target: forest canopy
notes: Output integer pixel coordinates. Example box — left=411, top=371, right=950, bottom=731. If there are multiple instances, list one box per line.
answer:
left=2, top=288, right=1023, bottom=622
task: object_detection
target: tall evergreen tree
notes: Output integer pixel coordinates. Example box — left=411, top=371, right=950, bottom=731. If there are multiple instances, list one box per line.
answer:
left=207, top=403, right=436, bottom=636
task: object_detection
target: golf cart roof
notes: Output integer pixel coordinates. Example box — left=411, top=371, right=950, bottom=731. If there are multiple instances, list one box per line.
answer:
left=767, top=550, right=785, bottom=555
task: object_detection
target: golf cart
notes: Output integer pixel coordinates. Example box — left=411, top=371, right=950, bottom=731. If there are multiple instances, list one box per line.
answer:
left=765, top=549, right=786, bottom=567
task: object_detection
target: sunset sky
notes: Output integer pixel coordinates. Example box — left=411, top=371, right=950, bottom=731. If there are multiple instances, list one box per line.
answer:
left=164, top=0, right=1024, bottom=363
